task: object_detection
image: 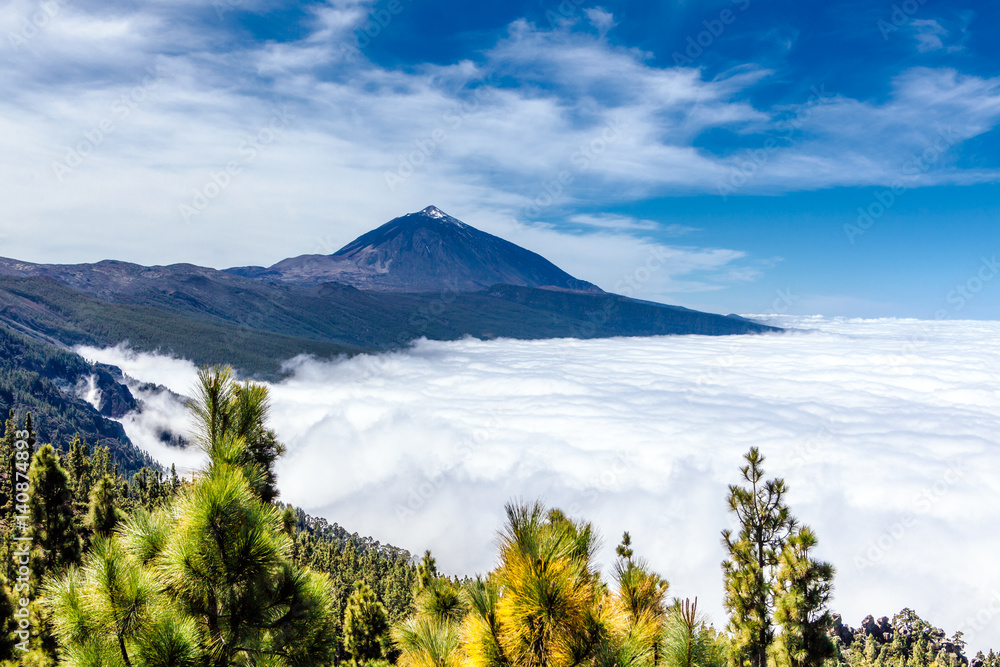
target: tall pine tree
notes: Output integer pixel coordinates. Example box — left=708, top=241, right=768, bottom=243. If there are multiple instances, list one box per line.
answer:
left=189, top=365, right=286, bottom=503
left=87, top=475, right=124, bottom=538
left=344, top=580, right=391, bottom=665
left=773, top=527, right=836, bottom=667
left=662, top=598, right=726, bottom=667
left=28, top=444, right=81, bottom=580
left=722, top=447, right=796, bottom=667
left=45, top=365, right=340, bottom=667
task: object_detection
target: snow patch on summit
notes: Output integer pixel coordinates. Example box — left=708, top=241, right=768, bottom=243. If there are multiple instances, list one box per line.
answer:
left=421, top=206, right=447, bottom=219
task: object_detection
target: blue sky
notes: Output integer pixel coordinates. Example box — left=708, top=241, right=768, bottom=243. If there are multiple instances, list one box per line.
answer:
left=1, top=0, right=998, bottom=317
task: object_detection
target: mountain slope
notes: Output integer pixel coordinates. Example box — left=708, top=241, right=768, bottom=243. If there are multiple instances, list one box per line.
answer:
left=0, top=274, right=778, bottom=379
left=227, top=206, right=602, bottom=293
left=0, top=276, right=367, bottom=376
left=0, top=206, right=780, bottom=379
left=0, top=321, right=154, bottom=474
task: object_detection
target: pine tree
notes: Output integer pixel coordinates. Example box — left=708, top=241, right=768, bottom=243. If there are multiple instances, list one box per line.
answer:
left=45, top=534, right=200, bottom=667
left=616, top=531, right=634, bottom=561
left=0, top=411, right=27, bottom=585
left=909, top=634, right=930, bottom=667
left=66, top=434, right=93, bottom=513
left=394, top=614, right=464, bottom=667
left=87, top=475, right=124, bottom=538
left=0, top=410, right=15, bottom=521
left=462, top=577, right=508, bottom=667
left=492, top=501, right=603, bottom=667
left=23, top=412, right=35, bottom=455
left=157, top=367, right=339, bottom=666
left=28, top=444, right=81, bottom=579
left=153, top=463, right=338, bottom=666
left=772, top=527, right=835, bottom=667
left=662, top=598, right=727, bottom=667
left=722, top=447, right=796, bottom=667
left=344, top=580, right=391, bottom=665
left=415, top=578, right=466, bottom=625
left=410, top=501, right=660, bottom=667
left=417, top=550, right=439, bottom=589
left=44, top=365, right=341, bottom=667
left=189, top=365, right=286, bottom=503
left=0, top=581, right=17, bottom=660
left=281, top=505, right=296, bottom=536
left=94, top=444, right=114, bottom=481
left=613, top=556, right=669, bottom=665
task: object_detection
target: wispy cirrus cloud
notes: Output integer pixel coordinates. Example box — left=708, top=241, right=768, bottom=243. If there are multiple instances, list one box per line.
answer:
left=564, top=213, right=698, bottom=234
left=912, top=19, right=949, bottom=52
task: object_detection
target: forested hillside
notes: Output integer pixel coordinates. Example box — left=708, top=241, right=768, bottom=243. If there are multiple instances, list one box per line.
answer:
left=0, top=277, right=365, bottom=378
left=0, top=323, right=153, bottom=476
left=0, top=390, right=418, bottom=665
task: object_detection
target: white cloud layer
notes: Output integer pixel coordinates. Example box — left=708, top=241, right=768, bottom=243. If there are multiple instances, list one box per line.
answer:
left=79, top=317, right=1000, bottom=651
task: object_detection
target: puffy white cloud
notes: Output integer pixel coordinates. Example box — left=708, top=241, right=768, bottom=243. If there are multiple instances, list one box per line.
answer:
left=81, top=316, right=1000, bottom=651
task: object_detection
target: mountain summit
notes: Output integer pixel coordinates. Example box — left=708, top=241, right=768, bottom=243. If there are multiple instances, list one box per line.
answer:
left=227, top=206, right=602, bottom=293
left=0, top=205, right=779, bottom=383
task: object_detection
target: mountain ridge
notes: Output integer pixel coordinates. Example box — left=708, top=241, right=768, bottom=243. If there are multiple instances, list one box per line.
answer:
left=225, top=206, right=603, bottom=293
left=0, top=206, right=780, bottom=380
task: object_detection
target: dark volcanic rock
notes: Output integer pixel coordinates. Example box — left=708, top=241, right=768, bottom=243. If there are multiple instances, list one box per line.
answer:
left=831, top=614, right=854, bottom=646
left=833, top=612, right=969, bottom=666
left=231, top=206, right=603, bottom=293
left=93, top=366, right=137, bottom=418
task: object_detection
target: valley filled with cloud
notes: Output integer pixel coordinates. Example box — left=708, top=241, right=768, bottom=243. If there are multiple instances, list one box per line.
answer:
left=79, top=316, right=1000, bottom=652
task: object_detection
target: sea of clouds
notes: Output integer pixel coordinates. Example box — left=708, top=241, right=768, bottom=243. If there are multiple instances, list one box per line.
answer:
left=77, top=316, right=1000, bottom=651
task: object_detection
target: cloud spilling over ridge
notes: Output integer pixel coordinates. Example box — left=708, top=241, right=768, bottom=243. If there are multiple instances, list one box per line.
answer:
left=79, top=317, right=1000, bottom=650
